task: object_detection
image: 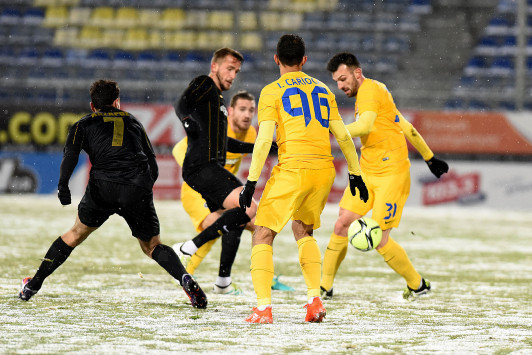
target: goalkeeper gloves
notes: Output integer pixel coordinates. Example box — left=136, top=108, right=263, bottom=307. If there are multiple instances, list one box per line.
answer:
left=349, top=174, right=369, bottom=203
left=57, top=185, right=71, bottom=206
left=182, top=116, right=199, bottom=138
left=426, top=156, right=449, bottom=178
left=239, top=180, right=256, bottom=211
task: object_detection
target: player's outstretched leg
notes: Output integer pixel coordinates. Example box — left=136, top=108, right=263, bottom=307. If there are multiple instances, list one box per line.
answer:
left=377, top=236, right=426, bottom=299
left=403, top=278, right=431, bottom=302
left=179, top=208, right=251, bottom=257
left=181, top=274, right=208, bottom=309
left=18, top=236, right=75, bottom=301
left=320, top=232, right=348, bottom=299
left=151, top=244, right=207, bottom=308
left=18, top=277, right=37, bottom=301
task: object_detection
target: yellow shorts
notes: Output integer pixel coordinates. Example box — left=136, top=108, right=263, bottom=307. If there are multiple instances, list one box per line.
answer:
left=255, top=166, right=335, bottom=233
left=180, top=182, right=210, bottom=233
left=339, top=170, right=410, bottom=230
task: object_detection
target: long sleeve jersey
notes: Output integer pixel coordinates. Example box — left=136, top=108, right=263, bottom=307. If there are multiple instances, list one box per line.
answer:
left=59, top=106, right=158, bottom=190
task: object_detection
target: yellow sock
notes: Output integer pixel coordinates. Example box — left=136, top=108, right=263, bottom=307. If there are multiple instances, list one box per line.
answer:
left=250, top=244, right=274, bottom=306
left=377, top=236, right=422, bottom=290
left=321, top=233, right=348, bottom=292
left=297, top=236, right=322, bottom=300
left=187, top=239, right=217, bottom=274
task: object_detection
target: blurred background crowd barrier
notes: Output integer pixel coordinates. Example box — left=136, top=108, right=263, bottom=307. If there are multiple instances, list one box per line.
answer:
left=1, top=0, right=531, bottom=210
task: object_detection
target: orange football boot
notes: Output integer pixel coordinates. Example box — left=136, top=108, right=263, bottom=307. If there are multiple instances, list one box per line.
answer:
left=245, top=306, right=273, bottom=324
left=304, top=297, right=326, bottom=323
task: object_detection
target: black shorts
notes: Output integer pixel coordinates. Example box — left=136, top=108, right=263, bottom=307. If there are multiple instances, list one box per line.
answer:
left=78, top=179, right=160, bottom=241
left=184, top=163, right=242, bottom=212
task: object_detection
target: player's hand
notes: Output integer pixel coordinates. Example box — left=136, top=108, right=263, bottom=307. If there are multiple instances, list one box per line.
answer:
left=239, top=180, right=256, bottom=211
left=426, top=156, right=449, bottom=178
left=57, top=185, right=71, bottom=206
left=182, top=116, right=199, bottom=138
left=269, top=142, right=278, bottom=155
left=349, top=174, right=369, bottom=203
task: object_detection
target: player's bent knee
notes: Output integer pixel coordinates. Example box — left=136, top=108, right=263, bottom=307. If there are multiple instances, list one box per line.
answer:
left=333, top=218, right=351, bottom=236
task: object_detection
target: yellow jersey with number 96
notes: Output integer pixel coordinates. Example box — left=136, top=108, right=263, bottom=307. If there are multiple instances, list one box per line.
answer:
left=258, top=71, right=342, bottom=170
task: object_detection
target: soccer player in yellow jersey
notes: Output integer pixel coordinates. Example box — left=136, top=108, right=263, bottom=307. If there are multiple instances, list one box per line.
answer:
left=321, top=52, right=449, bottom=301
left=172, top=91, right=257, bottom=295
left=239, top=35, right=368, bottom=324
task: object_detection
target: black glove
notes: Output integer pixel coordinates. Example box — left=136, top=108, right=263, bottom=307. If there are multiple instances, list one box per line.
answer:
left=426, top=156, right=449, bottom=178
left=349, top=174, right=369, bottom=203
left=269, top=142, right=278, bottom=155
left=182, top=116, right=199, bottom=138
left=57, top=185, right=71, bottom=206
left=239, top=180, right=257, bottom=211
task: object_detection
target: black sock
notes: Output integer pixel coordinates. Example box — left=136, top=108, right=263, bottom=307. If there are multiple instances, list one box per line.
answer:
left=28, top=237, right=74, bottom=291
left=152, top=244, right=187, bottom=286
left=219, top=226, right=244, bottom=278
left=191, top=207, right=250, bottom=248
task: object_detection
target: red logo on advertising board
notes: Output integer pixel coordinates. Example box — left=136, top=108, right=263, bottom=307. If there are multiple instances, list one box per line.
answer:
left=422, top=171, right=480, bottom=205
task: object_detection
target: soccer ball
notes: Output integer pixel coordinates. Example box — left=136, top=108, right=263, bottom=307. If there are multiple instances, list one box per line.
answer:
left=348, top=217, right=383, bottom=252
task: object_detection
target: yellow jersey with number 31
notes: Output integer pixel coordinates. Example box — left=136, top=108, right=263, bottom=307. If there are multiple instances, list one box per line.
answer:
left=258, top=71, right=342, bottom=170
left=355, top=78, right=410, bottom=176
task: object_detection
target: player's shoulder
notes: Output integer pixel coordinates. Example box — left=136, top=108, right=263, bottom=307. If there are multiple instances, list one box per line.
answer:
left=363, top=78, right=388, bottom=92
left=189, top=74, right=213, bottom=88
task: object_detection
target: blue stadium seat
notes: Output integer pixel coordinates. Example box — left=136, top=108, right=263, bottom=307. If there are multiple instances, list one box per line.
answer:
left=41, top=48, right=64, bottom=67
left=475, top=35, right=499, bottom=56
left=485, top=16, right=513, bottom=35
left=498, top=101, right=516, bottom=111
left=136, top=51, right=160, bottom=69
left=527, top=57, right=532, bottom=72
left=408, top=0, right=432, bottom=14
left=444, top=98, right=467, bottom=111
left=22, top=7, right=44, bottom=26
left=500, top=35, right=516, bottom=55
left=0, top=47, right=15, bottom=64
left=383, top=36, right=410, bottom=52
left=489, top=56, right=514, bottom=76
left=17, top=48, right=39, bottom=66
left=82, top=48, right=112, bottom=68
left=464, top=56, right=488, bottom=76
left=113, top=50, right=136, bottom=68
left=468, top=100, right=489, bottom=111
left=0, top=8, right=21, bottom=25
left=161, top=51, right=183, bottom=71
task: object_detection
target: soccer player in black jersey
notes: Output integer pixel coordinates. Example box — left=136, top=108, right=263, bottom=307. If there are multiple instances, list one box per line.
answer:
left=18, top=80, right=207, bottom=309
left=173, top=48, right=262, bottom=290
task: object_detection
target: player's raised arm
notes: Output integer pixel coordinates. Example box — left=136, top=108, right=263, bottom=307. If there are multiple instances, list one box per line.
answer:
left=397, top=113, right=449, bottom=178
left=345, top=111, right=377, bottom=137
left=329, top=120, right=368, bottom=202
left=239, top=120, right=275, bottom=210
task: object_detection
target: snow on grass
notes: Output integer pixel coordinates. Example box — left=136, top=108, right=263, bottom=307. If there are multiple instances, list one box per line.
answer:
left=0, top=196, right=531, bottom=353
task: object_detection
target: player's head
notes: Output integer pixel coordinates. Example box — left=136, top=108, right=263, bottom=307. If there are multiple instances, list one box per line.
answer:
left=275, top=34, right=307, bottom=68
left=228, top=90, right=255, bottom=133
left=210, top=47, right=243, bottom=91
left=90, top=79, right=120, bottom=112
left=327, top=52, right=364, bottom=98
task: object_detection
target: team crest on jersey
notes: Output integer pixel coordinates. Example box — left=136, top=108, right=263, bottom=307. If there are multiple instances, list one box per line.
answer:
left=220, top=105, right=228, bottom=117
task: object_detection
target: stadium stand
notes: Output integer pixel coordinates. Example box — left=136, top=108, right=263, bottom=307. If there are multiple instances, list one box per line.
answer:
left=0, top=0, right=528, bottom=110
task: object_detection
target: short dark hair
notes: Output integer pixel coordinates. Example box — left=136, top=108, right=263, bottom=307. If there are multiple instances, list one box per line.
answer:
left=230, top=90, right=255, bottom=107
left=212, top=47, right=244, bottom=64
left=327, top=52, right=361, bottom=73
left=90, top=79, right=119, bottom=109
left=276, top=34, right=305, bottom=66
